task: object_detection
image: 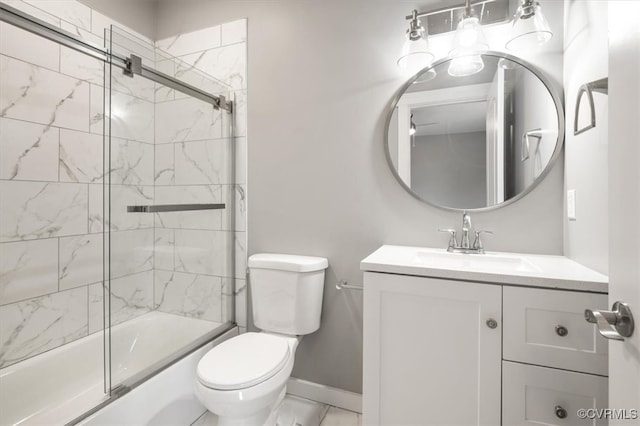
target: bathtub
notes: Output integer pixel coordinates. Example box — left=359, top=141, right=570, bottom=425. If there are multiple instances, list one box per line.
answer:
left=0, top=311, right=225, bottom=426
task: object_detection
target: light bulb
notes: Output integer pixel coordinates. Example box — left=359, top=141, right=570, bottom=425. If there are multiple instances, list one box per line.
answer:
left=451, top=16, right=488, bottom=53
left=459, top=27, right=478, bottom=47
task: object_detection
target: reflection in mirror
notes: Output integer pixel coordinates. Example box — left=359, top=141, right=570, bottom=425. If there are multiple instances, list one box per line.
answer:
left=387, top=53, right=563, bottom=211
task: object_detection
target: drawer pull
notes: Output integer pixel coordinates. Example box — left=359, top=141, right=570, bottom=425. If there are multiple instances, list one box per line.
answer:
left=555, top=405, right=568, bottom=419
left=486, top=318, right=498, bottom=329
left=555, top=325, right=568, bottom=337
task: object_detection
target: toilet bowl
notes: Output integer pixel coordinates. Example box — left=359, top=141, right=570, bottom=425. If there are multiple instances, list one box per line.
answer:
left=195, top=332, right=299, bottom=425
left=194, top=253, right=328, bottom=426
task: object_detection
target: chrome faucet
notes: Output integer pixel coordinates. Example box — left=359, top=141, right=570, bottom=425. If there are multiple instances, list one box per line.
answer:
left=439, top=212, right=492, bottom=254
left=461, top=212, right=472, bottom=249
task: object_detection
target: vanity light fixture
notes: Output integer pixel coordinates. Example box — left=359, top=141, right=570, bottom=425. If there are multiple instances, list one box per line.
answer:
left=397, top=10, right=435, bottom=75
left=448, top=0, right=489, bottom=77
left=505, top=0, right=553, bottom=51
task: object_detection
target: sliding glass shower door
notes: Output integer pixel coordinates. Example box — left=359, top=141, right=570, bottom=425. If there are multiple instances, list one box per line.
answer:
left=104, top=26, right=236, bottom=391
left=0, top=3, right=237, bottom=423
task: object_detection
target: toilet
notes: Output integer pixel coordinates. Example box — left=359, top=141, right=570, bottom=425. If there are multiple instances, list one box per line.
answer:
left=195, top=253, right=329, bottom=426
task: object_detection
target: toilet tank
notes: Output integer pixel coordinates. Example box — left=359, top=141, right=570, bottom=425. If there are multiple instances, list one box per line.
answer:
left=248, top=254, right=328, bottom=335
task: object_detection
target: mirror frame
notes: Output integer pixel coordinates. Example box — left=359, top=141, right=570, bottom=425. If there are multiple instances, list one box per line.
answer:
left=384, top=51, right=565, bottom=212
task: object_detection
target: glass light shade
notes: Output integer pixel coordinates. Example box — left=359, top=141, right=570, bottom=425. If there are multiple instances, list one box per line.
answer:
left=397, top=35, right=435, bottom=76
left=447, top=15, right=488, bottom=77
left=505, top=2, right=553, bottom=51
left=415, top=67, right=437, bottom=83
left=448, top=53, right=485, bottom=77
left=450, top=16, right=489, bottom=54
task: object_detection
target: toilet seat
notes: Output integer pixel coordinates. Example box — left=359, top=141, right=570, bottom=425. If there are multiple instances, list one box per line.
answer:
left=197, top=333, right=290, bottom=390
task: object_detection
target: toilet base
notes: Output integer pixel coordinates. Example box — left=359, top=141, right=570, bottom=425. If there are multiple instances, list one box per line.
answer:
left=208, top=388, right=286, bottom=426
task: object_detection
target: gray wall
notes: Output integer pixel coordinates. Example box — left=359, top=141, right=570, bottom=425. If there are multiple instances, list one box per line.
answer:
left=563, top=1, right=609, bottom=275
left=78, top=0, right=157, bottom=39
left=411, top=132, right=487, bottom=209
left=156, top=0, right=564, bottom=394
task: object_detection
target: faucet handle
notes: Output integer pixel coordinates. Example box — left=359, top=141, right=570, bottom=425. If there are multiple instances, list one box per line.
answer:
left=438, top=228, right=458, bottom=249
left=473, top=230, right=493, bottom=251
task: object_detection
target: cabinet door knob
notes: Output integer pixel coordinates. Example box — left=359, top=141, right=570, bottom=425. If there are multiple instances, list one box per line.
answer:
left=554, top=405, right=568, bottom=419
left=555, top=325, right=568, bottom=337
left=486, top=318, right=498, bottom=329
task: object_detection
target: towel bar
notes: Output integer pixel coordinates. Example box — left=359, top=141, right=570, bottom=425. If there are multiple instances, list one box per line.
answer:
left=336, top=279, right=364, bottom=291
left=574, top=77, right=608, bottom=136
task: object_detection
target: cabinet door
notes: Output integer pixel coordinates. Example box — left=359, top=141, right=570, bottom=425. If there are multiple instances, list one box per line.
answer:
left=363, top=272, right=501, bottom=426
left=503, top=361, right=608, bottom=426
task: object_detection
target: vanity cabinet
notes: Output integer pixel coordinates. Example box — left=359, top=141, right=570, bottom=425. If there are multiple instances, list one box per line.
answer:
left=362, top=272, right=502, bottom=426
left=363, top=268, right=609, bottom=426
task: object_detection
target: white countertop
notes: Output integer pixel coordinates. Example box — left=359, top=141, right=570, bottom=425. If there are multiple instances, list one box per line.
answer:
left=360, top=245, right=608, bottom=293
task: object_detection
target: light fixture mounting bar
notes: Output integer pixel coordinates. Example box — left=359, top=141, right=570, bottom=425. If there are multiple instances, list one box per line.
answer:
left=405, top=0, right=497, bottom=20
left=406, top=0, right=510, bottom=36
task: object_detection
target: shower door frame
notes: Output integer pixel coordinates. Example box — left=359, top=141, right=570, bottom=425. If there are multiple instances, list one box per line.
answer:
left=0, top=3, right=237, bottom=423
left=0, top=3, right=232, bottom=113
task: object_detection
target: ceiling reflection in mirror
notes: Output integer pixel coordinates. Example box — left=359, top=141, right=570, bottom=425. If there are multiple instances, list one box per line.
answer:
left=386, top=53, right=564, bottom=211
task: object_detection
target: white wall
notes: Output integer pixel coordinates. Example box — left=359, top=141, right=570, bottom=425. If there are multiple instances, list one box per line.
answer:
left=155, top=0, right=565, bottom=394
left=563, top=0, right=609, bottom=275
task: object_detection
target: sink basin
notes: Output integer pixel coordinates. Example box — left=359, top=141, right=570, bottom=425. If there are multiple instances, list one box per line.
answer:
left=413, top=250, right=541, bottom=273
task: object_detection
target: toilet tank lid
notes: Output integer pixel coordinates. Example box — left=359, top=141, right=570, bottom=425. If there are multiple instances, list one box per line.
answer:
left=248, top=253, right=328, bottom=272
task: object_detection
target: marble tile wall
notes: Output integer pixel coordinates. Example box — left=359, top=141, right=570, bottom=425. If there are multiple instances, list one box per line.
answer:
left=0, top=0, right=157, bottom=368
left=155, top=20, right=247, bottom=328
left=0, top=1, right=248, bottom=368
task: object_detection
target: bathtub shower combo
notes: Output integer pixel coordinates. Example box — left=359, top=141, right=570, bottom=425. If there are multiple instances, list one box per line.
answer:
left=0, top=3, right=238, bottom=424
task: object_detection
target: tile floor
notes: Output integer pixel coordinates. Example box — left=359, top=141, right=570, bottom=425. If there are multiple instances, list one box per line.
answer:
left=191, top=394, right=361, bottom=426
left=319, top=406, right=362, bottom=426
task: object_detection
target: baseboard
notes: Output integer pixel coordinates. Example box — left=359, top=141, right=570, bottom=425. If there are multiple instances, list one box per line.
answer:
left=286, top=378, right=362, bottom=413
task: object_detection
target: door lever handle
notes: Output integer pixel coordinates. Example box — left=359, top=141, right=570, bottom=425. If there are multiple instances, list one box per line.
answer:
left=585, top=301, right=634, bottom=341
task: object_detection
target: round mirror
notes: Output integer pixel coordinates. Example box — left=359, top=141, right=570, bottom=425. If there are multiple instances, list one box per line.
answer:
left=385, top=52, right=564, bottom=211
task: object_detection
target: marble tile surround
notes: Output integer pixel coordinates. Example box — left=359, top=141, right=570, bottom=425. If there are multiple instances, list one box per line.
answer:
left=0, top=117, right=59, bottom=181
left=0, top=55, right=90, bottom=132
left=0, top=239, right=58, bottom=305
left=156, top=20, right=248, bottom=330
left=0, top=2, right=247, bottom=369
left=154, top=270, right=222, bottom=322
left=0, top=286, right=88, bottom=369
left=0, top=181, right=89, bottom=242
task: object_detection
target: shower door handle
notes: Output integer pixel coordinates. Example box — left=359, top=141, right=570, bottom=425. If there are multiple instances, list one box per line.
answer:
left=127, top=203, right=225, bottom=213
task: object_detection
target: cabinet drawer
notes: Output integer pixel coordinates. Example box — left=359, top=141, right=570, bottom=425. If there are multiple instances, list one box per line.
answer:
left=503, top=286, right=608, bottom=375
left=503, top=361, right=608, bottom=426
